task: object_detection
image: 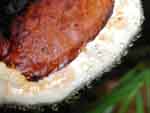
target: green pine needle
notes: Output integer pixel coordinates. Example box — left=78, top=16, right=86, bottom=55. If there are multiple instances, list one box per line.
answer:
left=136, top=90, right=144, bottom=113
left=118, top=98, right=132, bottom=113
left=145, top=71, right=150, bottom=113
left=86, top=66, right=145, bottom=113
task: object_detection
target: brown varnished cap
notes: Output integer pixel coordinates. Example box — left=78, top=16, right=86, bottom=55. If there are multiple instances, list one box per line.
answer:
left=1, top=0, right=114, bottom=81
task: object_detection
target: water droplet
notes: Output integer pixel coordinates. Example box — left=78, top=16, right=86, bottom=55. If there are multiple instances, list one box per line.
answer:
left=51, top=104, right=59, bottom=111
left=129, top=43, right=134, bottom=47
left=123, top=50, right=128, bottom=56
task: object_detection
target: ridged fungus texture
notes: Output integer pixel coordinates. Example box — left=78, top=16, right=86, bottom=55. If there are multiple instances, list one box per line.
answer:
left=0, top=0, right=114, bottom=81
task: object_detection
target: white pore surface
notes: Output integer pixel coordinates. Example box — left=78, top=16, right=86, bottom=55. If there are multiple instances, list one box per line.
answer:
left=0, top=0, right=144, bottom=105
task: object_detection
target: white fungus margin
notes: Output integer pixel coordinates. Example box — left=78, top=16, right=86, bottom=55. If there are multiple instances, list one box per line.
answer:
left=0, top=0, right=144, bottom=104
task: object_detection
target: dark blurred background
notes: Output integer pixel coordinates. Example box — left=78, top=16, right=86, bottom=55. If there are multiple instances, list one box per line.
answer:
left=0, top=0, right=149, bottom=113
